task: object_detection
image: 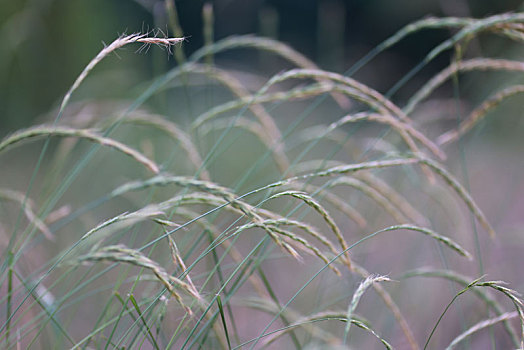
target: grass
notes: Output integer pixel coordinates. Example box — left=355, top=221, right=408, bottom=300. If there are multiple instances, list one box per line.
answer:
left=1, top=5, right=524, bottom=350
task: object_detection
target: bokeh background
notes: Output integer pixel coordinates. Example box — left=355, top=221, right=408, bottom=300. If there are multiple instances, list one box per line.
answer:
left=2, top=1, right=524, bottom=349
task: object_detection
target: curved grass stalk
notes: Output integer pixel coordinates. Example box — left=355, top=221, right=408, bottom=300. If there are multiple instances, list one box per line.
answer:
left=437, top=85, right=524, bottom=145
left=327, top=176, right=411, bottom=224
left=183, top=64, right=290, bottom=172
left=388, top=224, right=472, bottom=258
left=239, top=297, right=391, bottom=349
left=237, top=297, right=340, bottom=346
left=388, top=13, right=524, bottom=98
left=267, top=190, right=352, bottom=270
left=405, top=58, right=524, bottom=115
left=112, top=175, right=239, bottom=207
left=424, top=278, right=523, bottom=349
left=330, top=112, right=445, bottom=160
left=321, top=109, right=443, bottom=182
left=288, top=181, right=367, bottom=228
left=473, top=281, right=524, bottom=348
left=0, top=189, right=54, bottom=240
left=255, top=218, right=341, bottom=259
left=348, top=16, right=473, bottom=75
left=145, top=189, right=346, bottom=275
left=58, top=34, right=146, bottom=116
left=290, top=131, right=397, bottom=160
left=59, top=33, right=184, bottom=117
left=401, top=268, right=521, bottom=347
left=0, top=125, right=159, bottom=174
left=446, top=312, right=518, bottom=349
left=197, top=116, right=288, bottom=173
left=292, top=159, right=347, bottom=174
left=290, top=125, right=362, bottom=159
left=192, top=74, right=444, bottom=161
left=115, top=113, right=210, bottom=180
left=356, top=172, right=428, bottom=226
left=245, top=155, right=493, bottom=240
left=112, top=178, right=301, bottom=261
left=247, top=223, right=438, bottom=349
left=259, top=310, right=392, bottom=349
left=189, top=35, right=351, bottom=108
left=76, top=244, right=202, bottom=315
left=418, top=156, right=495, bottom=238
left=192, top=83, right=333, bottom=129
left=264, top=68, right=411, bottom=120
left=233, top=222, right=341, bottom=276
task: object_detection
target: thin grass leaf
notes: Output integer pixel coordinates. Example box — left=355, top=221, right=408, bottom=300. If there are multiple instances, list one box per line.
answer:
left=256, top=270, right=302, bottom=349
left=216, top=294, right=232, bottom=350
left=128, top=294, right=161, bottom=350
left=424, top=276, right=486, bottom=350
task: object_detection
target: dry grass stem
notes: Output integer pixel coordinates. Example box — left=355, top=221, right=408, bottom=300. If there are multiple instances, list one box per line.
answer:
left=446, top=312, right=518, bottom=349
left=437, top=85, right=524, bottom=145
left=0, top=125, right=160, bottom=174
left=119, top=113, right=210, bottom=180
left=289, top=181, right=367, bottom=227
left=405, top=58, right=524, bottom=115
left=59, top=33, right=184, bottom=114
left=356, top=172, right=428, bottom=226
left=402, top=268, right=521, bottom=347
left=328, top=176, right=411, bottom=224
left=77, top=244, right=201, bottom=315
left=189, top=35, right=351, bottom=108
left=329, top=112, right=446, bottom=160
left=0, top=189, right=54, bottom=240
left=268, top=190, right=352, bottom=270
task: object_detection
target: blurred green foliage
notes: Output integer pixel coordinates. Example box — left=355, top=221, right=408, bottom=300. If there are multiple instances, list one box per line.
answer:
left=1, top=0, right=523, bottom=134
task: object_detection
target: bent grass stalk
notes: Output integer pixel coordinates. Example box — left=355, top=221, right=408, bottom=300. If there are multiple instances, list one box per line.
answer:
left=0, top=126, right=160, bottom=174
left=401, top=268, right=521, bottom=347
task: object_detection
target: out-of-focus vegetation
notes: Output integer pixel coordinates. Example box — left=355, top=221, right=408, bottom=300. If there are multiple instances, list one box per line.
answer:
left=1, top=1, right=524, bottom=349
